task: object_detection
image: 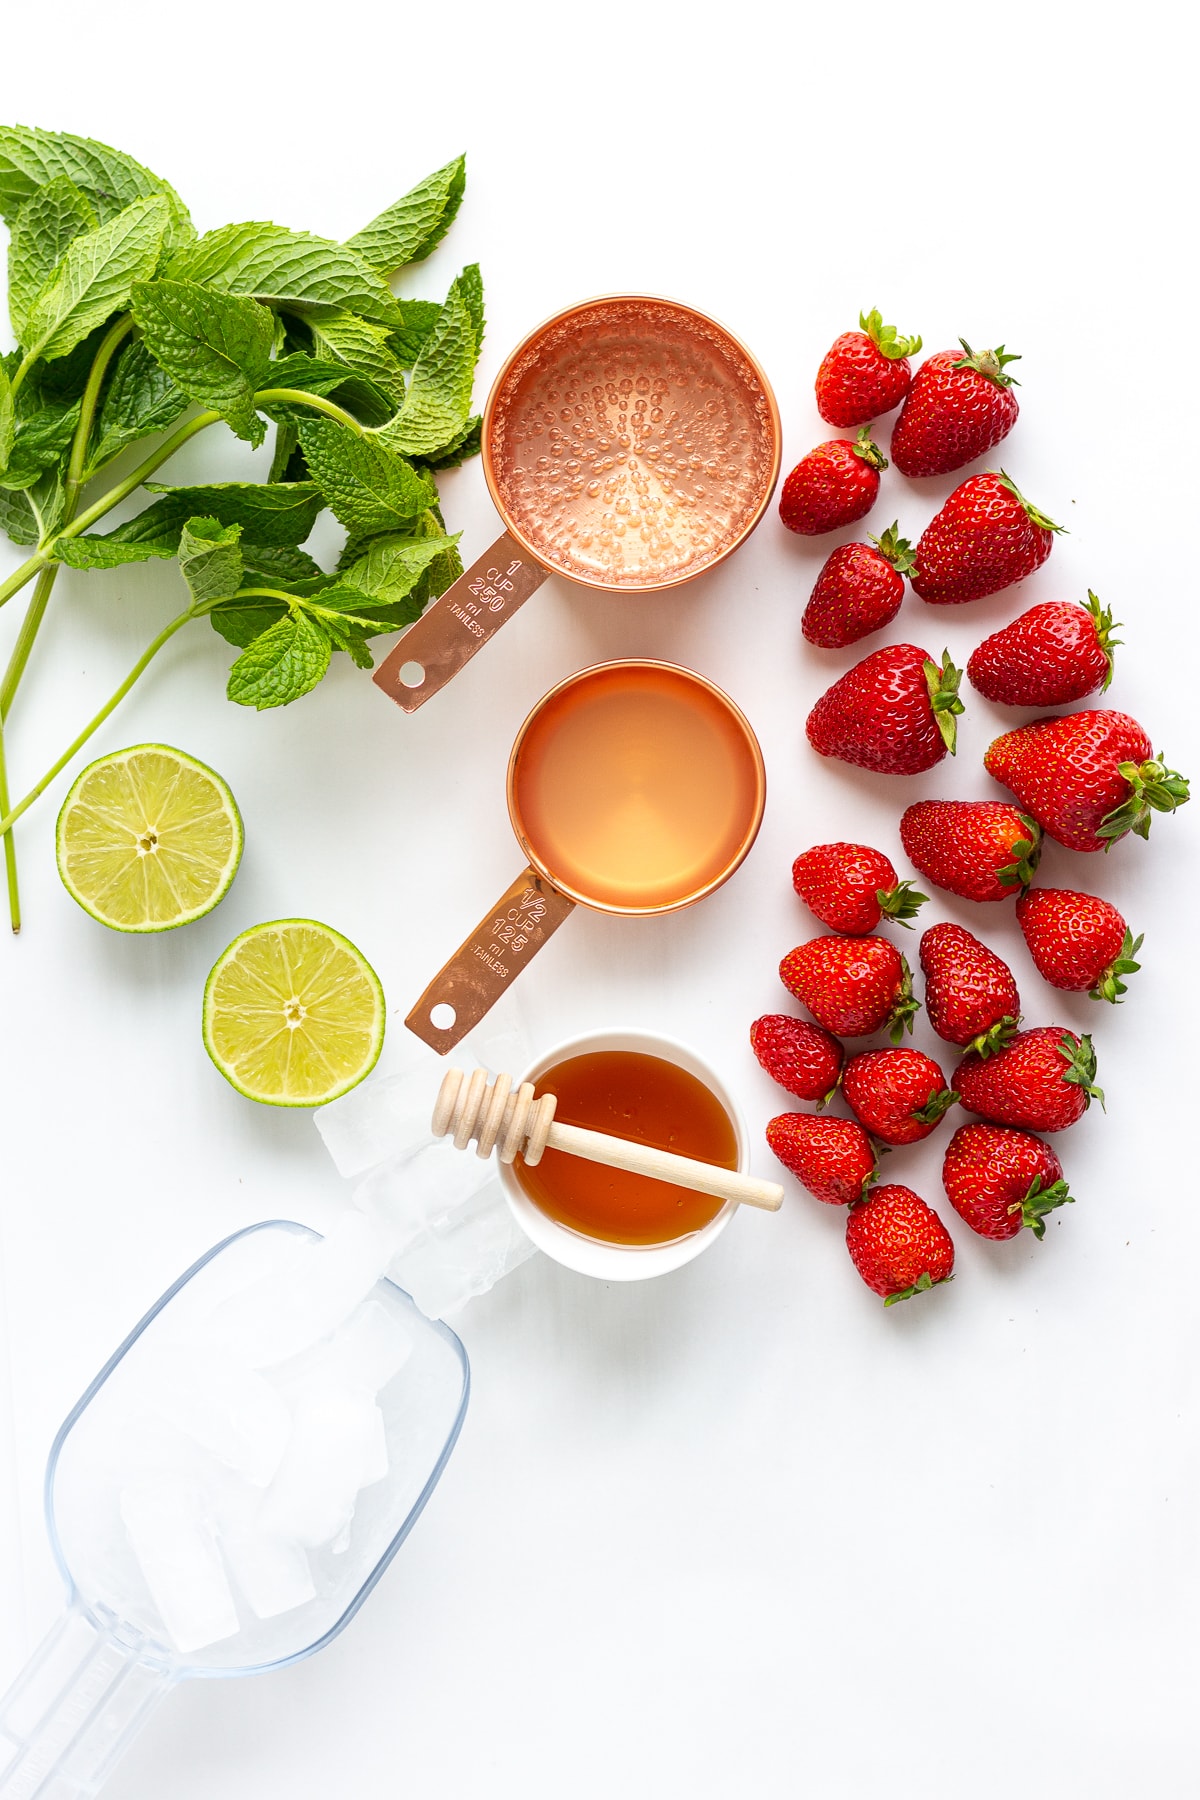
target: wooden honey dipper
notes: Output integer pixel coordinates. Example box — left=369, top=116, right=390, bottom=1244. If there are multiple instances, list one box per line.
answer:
left=433, top=1068, right=784, bottom=1212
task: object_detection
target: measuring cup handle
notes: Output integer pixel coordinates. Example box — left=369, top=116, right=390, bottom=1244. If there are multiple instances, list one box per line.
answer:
left=406, top=866, right=575, bottom=1053
left=0, top=1604, right=174, bottom=1799
left=374, top=532, right=548, bottom=713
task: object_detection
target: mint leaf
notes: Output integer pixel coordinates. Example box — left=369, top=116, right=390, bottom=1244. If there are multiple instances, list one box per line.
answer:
left=241, top=543, right=322, bottom=584
left=21, top=195, right=169, bottom=365
left=7, top=176, right=96, bottom=343
left=267, top=418, right=299, bottom=484
left=58, top=479, right=324, bottom=567
left=0, top=362, right=12, bottom=475
left=84, top=338, right=189, bottom=474
left=0, top=389, right=80, bottom=489
left=0, top=126, right=194, bottom=253
left=226, top=610, right=330, bottom=709
left=167, top=221, right=403, bottom=329
left=425, top=414, right=481, bottom=470
left=309, top=311, right=407, bottom=402
left=455, top=262, right=485, bottom=353
left=345, top=155, right=466, bottom=273
left=209, top=596, right=289, bottom=649
left=388, top=299, right=442, bottom=368
left=297, top=416, right=434, bottom=535
left=179, top=515, right=244, bottom=607
left=341, top=530, right=460, bottom=615
left=130, top=278, right=274, bottom=444
left=0, top=483, right=36, bottom=544
left=55, top=529, right=177, bottom=569
left=372, top=279, right=476, bottom=458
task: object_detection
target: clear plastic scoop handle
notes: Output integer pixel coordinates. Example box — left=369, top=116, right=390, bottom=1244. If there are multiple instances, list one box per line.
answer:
left=0, top=1605, right=173, bottom=1799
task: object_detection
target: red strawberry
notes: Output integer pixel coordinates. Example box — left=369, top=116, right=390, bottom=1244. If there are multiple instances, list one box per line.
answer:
left=806, top=644, right=963, bottom=774
left=801, top=525, right=914, bottom=648
left=912, top=472, right=1061, bottom=605
left=1015, top=889, right=1142, bottom=1003
left=845, top=1185, right=954, bottom=1303
left=984, top=710, right=1190, bottom=851
left=815, top=310, right=922, bottom=429
left=780, top=936, right=918, bottom=1041
left=779, top=429, right=887, bottom=535
left=942, top=1123, right=1073, bottom=1241
left=766, top=1113, right=876, bottom=1205
left=919, top=922, right=1021, bottom=1054
left=792, top=842, right=927, bottom=935
left=955, top=1028, right=1103, bottom=1132
left=890, top=341, right=1020, bottom=478
left=750, top=1013, right=845, bottom=1100
left=968, top=593, right=1119, bottom=706
left=841, top=1047, right=959, bottom=1146
left=900, top=800, right=1041, bottom=901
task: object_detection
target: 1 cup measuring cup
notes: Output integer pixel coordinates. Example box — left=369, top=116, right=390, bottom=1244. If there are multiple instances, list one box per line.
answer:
left=406, top=659, right=766, bottom=1054
left=0, top=1220, right=468, bottom=1800
left=373, top=295, right=781, bottom=713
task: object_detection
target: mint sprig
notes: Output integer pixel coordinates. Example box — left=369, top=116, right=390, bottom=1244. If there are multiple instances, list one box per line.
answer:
left=0, top=127, right=483, bottom=931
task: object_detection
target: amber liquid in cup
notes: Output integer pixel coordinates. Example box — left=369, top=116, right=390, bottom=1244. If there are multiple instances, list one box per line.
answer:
left=510, top=662, right=763, bottom=912
left=514, top=1050, right=738, bottom=1246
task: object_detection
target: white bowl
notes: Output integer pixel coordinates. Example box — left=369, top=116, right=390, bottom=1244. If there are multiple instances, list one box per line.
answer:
left=498, top=1028, right=748, bottom=1281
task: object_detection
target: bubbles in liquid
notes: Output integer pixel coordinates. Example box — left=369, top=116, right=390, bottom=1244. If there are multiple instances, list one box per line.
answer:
left=490, top=300, right=775, bottom=587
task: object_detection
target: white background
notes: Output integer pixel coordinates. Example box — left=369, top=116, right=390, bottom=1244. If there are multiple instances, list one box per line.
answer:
left=2, top=4, right=1198, bottom=1795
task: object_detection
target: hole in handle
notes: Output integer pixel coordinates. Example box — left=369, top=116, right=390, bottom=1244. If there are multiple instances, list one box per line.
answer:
left=429, top=1002, right=457, bottom=1031
left=398, top=661, right=426, bottom=689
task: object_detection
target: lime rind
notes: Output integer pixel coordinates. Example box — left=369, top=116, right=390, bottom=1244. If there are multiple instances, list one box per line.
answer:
left=202, top=918, right=386, bottom=1108
left=56, top=743, right=243, bottom=933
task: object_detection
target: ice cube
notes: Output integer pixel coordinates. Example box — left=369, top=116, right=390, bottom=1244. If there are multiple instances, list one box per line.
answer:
left=139, top=1347, right=292, bottom=1488
left=324, top=1300, right=413, bottom=1395
left=259, top=1370, right=384, bottom=1548
left=362, top=1403, right=389, bottom=1489
left=220, top=1525, right=315, bottom=1621
left=197, top=1213, right=395, bottom=1368
left=120, top=1480, right=240, bottom=1655
left=355, top=1141, right=536, bottom=1318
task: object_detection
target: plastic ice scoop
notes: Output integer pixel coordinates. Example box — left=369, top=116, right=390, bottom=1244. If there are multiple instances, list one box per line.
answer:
left=0, top=1220, right=469, bottom=1800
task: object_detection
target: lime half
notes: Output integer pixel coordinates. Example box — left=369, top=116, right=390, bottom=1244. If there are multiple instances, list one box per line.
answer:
left=56, top=744, right=243, bottom=932
left=203, top=919, right=386, bottom=1107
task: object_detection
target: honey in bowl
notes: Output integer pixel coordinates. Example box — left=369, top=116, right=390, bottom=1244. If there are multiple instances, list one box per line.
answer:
left=513, top=1050, right=739, bottom=1247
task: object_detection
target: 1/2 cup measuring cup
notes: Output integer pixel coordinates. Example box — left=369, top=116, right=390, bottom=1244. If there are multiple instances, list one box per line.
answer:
left=406, top=659, right=766, bottom=1054
left=0, top=1220, right=468, bottom=1800
left=373, top=295, right=781, bottom=713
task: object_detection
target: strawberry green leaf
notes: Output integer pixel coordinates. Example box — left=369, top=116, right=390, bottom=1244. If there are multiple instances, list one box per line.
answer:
left=997, top=470, right=1065, bottom=534
left=1097, top=758, right=1190, bottom=845
left=964, top=1015, right=1020, bottom=1060
left=887, top=957, right=920, bottom=1044
left=874, top=880, right=928, bottom=927
left=1090, top=929, right=1144, bottom=1004
left=923, top=649, right=964, bottom=756
left=995, top=817, right=1042, bottom=890
left=883, top=1270, right=952, bottom=1306
left=1059, top=1032, right=1104, bottom=1110
left=868, top=521, right=916, bottom=576
left=1011, top=1175, right=1075, bottom=1240
left=859, top=308, right=922, bottom=360
left=1083, top=590, right=1121, bottom=693
left=953, top=339, right=1021, bottom=388
left=851, top=425, right=887, bottom=471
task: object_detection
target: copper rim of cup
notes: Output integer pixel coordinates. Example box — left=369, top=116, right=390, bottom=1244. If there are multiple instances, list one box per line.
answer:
left=505, top=659, right=767, bottom=917
left=480, top=294, right=782, bottom=594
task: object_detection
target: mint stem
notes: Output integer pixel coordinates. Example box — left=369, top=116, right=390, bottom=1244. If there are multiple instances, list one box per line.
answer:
left=0, top=552, right=47, bottom=615
left=254, top=389, right=366, bottom=435
left=0, top=601, right=214, bottom=842
left=0, top=718, right=19, bottom=931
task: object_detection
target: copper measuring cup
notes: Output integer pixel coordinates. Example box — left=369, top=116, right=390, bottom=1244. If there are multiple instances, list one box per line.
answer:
left=374, top=296, right=781, bottom=714
left=406, top=660, right=766, bottom=1052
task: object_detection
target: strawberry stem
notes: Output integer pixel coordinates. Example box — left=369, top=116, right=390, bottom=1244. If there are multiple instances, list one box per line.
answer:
left=852, top=427, right=888, bottom=472
left=1060, top=1032, right=1104, bottom=1110
left=1090, top=929, right=1143, bottom=1004
left=1083, top=590, right=1122, bottom=693
left=1012, top=1175, right=1075, bottom=1240
left=964, top=1015, right=1021, bottom=1059
left=912, top=1086, right=960, bottom=1126
left=887, top=958, right=920, bottom=1044
left=860, top=309, right=923, bottom=361
left=953, top=338, right=1022, bottom=388
left=874, top=880, right=929, bottom=927
left=868, top=522, right=916, bottom=576
left=1097, top=758, right=1190, bottom=844
left=923, top=650, right=965, bottom=755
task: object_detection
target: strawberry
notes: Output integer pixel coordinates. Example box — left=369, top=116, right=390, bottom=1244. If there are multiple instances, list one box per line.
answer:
left=780, top=936, right=918, bottom=1040
left=801, top=525, right=914, bottom=648
left=968, top=593, right=1119, bottom=706
left=955, top=1027, right=1103, bottom=1132
left=984, top=710, right=1190, bottom=852
left=845, top=1185, right=954, bottom=1303
left=919, top=922, right=1021, bottom=1054
left=778, top=429, right=887, bottom=535
left=750, top=1013, right=845, bottom=1100
left=900, top=800, right=1041, bottom=901
left=1015, top=888, right=1143, bottom=1003
left=890, top=341, right=1020, bottom=477
left=766, top=1113, right=876, bottom=1205
left=942, top=1123, right=1073, bottom=1241
left=911, top=471, right=1061, bottom=605
left=841, top=1047, right=959, bottom=1146
left=792, top=842, right=927, bottom=935
left=815, top=310, right=922, bottom=429
left=806, top=644, right=964, bottom=774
